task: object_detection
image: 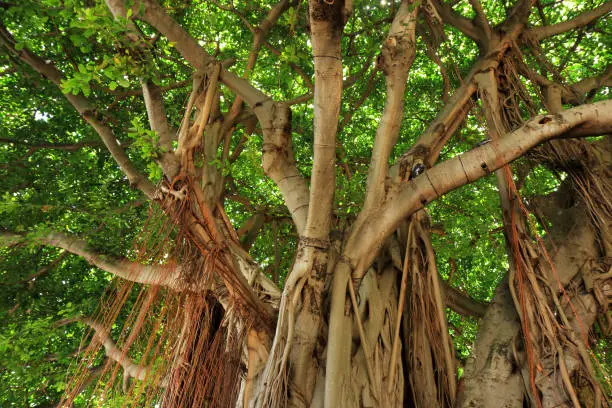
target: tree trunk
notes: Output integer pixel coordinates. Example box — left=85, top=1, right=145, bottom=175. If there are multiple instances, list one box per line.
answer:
left=4, top=1, right=612, bottom=407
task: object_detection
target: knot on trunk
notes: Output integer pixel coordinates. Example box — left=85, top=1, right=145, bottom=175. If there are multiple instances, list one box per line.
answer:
left=299, top=236, right=330, bottom=250
left=398, top=144, right=430, bottom=181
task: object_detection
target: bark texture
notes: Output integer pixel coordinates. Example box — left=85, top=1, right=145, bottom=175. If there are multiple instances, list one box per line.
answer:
left=2, top=0, right=611, bottom=407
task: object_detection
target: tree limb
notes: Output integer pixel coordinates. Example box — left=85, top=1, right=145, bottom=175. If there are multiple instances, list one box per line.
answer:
left=0, top=25, right=157, bottom=199
left=519, top=63, right=612, bottom=107
left=123, top=0, right=311, bottom=234
left=80, top=317, right=149, bottom=384
left=1, top=231, right=180, bottom=288
left=394, top=16, right=533, bottom=172
left=527, top=2, right=612, bottom=41
left=141, top=81, right=180, bottom=177
left=396, top=61, right=479, bottom=168
left=572, top=64, right=612, bottom=96
left=347, top=99, right=612, bottom=276
left=302, top=0, right=346, bottom=240
left=432, top=0, right=482, bottom=42
left=109, top=79, right=190, bottom=98
left=363, top=1, right=418, bottom=212
left=259, top=102, right=310, bottom=233
left=468, top=0, right=492, bottom=39
left=128, top=0, right=272, bottom=108
left=0, top=251, right=68, bottom=287
left=441, top=281, right=488, bottom=318
left=102, top=1, right=179, bottom=177
left=237, top=213, right=266, bottom=251
left=263, top=41, right=314, bottom=90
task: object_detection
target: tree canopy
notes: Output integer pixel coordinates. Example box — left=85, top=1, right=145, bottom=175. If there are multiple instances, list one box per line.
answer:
left=0, top=0, right=611, bottom=407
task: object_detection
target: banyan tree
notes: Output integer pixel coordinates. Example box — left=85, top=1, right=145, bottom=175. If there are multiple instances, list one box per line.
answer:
left=0, top=0, right=611, bottom=407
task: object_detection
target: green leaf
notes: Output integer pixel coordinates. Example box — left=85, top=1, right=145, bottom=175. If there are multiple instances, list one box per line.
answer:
left=117, top=77, right=130, bottom=88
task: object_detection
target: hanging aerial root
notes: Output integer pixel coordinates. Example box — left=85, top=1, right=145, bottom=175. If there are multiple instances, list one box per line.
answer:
left=473, top=57, right=609, bottom=406
left=348, top=277, right=378, bottom=401
left=401, top=211, right=457, bottom=408
left=60, top=177, right=266, bottom=407
left=161, top=294, right=247, bottom=408
left=501, top=161, right=609, bottom=407
left=387, top=220, right=413, bottom=393
left=532, top=138, right=612, bottom=255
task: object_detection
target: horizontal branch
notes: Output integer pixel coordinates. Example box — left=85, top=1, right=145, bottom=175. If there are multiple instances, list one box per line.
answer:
left=518, top=61, right=611, bottom=110
left=347, top=99, right=612, bottom=275
left=527, top=2, right=612, bottom=41
left=1, top=231, right=180, bottom=288
left=571, top=65, right=612, bottom=96
left=441, top=281, right=488, bottom=318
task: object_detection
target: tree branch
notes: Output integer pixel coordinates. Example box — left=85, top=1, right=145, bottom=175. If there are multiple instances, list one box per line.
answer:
left=263, top=41, right=314, bottom=90
left=109, top=79, right=190, bottom=98
left=259, top=102, right=310, bottom=234
left=120, top=0, right=313, bottom=235
left=347, top=99, right=612, bottom=276
left=0, top=138, right=106, bottom=151
left=0, top=251, right=69, bottom=287
left=141, top=81, right=180, bottom=177
left=1, top=231, right=180, bottom=288
left=80, top=317, right=149, bottom=384
left=394, top=17, right=532, bottom=173
left=237, top=213, right=266, bottom=251
left=221, top=0, right=295, bottom=133
left=126, top=0, right=272, bottom=108
left=432, top=0, right=482, bottom=42
left=468, top=0, right=492, bottom=39
left=396, top=61, right=479, bottom=169
left=527, top=2, right=612, bottom=41
left=519, top=62, right=611, bottom=106
left=572, top=64, right=612, bottom=95
left=303, top=0, right=346, bottom=240
left=102, top=1, right=179, bottom=177
left=442, top=281, right=488, bottom=318
left=363, top=1, right=418, bottom=212
left=0, top=25, right=157, bottom=199
left=205, top=10, right=310, bottom=235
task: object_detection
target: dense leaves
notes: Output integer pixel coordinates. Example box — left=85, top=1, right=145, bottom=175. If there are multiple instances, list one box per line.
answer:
left=0, top=0, right=610, bottom=406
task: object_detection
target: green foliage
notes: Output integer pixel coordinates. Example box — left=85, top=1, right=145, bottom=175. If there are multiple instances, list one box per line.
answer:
left=0, top=0, right=609, bottom=405
left=127, top=118, right=163, bottom=181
